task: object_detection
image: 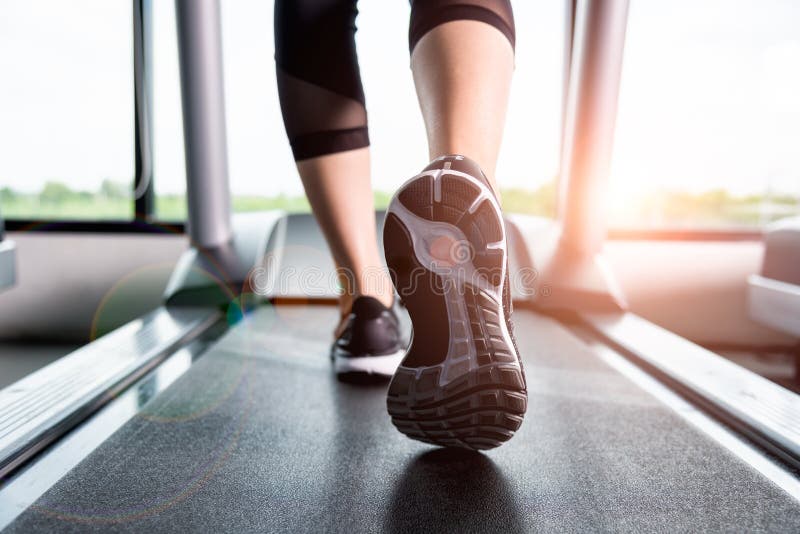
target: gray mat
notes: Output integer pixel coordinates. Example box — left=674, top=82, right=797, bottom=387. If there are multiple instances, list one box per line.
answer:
left=7, top=306, right=800, bottom=533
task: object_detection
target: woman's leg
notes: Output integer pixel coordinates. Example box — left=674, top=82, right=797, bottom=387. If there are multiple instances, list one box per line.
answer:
left=274, top=0, right=393, bottom=318
left=409, top=1, right=515, bottom=191
left=296, top=149, right=393, bottom=320
left=383, top=1, right=525, bottom=450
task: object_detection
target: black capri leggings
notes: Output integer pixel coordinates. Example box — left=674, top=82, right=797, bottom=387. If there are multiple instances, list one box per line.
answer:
left=274, top=0, right=515, bottom=161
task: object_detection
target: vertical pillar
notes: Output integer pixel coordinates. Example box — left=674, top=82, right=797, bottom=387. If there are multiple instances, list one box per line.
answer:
left=175, top=0, right=233, bottom=248
left=559, top=0, right=630, bottom=255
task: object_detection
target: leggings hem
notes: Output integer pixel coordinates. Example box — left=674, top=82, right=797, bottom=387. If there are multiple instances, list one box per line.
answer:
left=409, top=5, right=515, bottom=52
left=291, top=126, right=370, bottom=161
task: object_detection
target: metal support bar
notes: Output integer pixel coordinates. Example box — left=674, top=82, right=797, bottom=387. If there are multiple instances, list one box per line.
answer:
left=512, top=0, right=629, bottom=312
left=175, top=0, right=233, bottom=248
left=559, top=0, right=577, bottom=177
left=559, top=0, right=630, bottom=255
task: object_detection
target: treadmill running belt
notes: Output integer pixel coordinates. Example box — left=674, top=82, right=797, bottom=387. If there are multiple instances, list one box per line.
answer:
left=6, top=306, right=800, bottom=532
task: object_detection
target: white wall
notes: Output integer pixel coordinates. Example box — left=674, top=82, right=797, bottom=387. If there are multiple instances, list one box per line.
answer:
left=0, top=232, right=188, bottom=342
left=604, top=240, right=796, bottom=347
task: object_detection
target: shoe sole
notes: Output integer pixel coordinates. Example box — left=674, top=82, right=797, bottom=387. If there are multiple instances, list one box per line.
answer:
left=333, top=350, right=405, bottom=376
left=383, top=164, right=527, bottom=451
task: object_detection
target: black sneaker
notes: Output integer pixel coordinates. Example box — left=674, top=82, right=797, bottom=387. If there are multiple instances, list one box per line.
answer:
left=331, top=296, right=406, bottom=377
left=383, top=155, right=527, bottom=450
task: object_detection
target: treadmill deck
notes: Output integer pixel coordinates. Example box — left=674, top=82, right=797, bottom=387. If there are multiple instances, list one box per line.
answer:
left=6, top=305, right=800, bottom=532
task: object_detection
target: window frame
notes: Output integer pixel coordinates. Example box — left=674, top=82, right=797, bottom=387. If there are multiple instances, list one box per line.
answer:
left=133, top=0, right=155, bottom=221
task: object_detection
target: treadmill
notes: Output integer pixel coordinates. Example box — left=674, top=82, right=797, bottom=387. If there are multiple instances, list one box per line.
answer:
left=1, top=1, right=798, bottom=531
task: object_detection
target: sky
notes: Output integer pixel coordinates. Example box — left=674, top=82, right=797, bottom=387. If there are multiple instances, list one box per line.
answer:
left=0, top=0, right=798, bottom=203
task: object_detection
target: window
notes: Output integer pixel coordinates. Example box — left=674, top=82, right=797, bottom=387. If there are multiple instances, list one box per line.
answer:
left=9, top=1, right=795, bottom=231
left=0, top=0, right=134, bottom=220
left=153, top=0, right=564, bottom=220
left=151, top=0, right=186, bottom=220
left=608, top=0, right=800, bottom=229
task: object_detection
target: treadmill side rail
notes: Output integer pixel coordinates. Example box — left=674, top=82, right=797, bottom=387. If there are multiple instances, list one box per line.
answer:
left=0, top=306, right=221, bottom=478
left=584, top=311, right=800, bottom=467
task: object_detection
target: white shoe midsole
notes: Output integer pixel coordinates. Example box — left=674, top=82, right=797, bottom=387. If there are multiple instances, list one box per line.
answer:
left=334, top=349, right=405, bottom=376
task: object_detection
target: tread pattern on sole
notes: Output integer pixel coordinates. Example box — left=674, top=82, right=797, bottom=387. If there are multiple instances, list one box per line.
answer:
left=387, top=364, right=527, bottom=450
left=384, top=164, right=527, bottom=451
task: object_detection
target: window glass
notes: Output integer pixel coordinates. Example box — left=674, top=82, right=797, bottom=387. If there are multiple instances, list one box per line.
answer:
left=154, top=0, right=563, bottom=220
left=608, top=0, right=800, bottom=229
left=0, top=0, right=134, bottom=220
left=495, top=1, right=564, bottom=217
left=152, top=0, right=187, bottom=220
